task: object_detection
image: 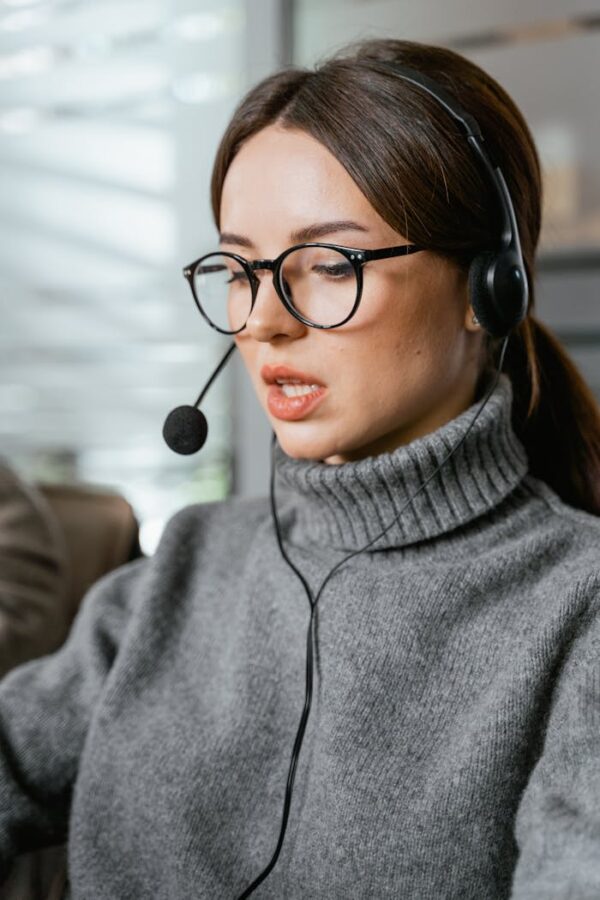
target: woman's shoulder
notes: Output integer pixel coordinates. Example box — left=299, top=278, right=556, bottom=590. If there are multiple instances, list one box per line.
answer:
left=161, top=493, right=271, bottom=536
left=151, top=493, right=272, bottom=561
left=522, top=472, right=600, bottom=532
left=520, top=472, right=600, bottom=578
left=80, top=495, right=273, bottom=620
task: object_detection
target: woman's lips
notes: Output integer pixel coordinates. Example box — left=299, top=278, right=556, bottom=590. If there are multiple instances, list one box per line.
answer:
left=266, top=384, right=327, bottom=421
left=260, top=363, right=325, bottom=387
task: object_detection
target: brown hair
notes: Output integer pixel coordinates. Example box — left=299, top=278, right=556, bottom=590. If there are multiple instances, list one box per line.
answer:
left=210, top=38, right=600, bottom=515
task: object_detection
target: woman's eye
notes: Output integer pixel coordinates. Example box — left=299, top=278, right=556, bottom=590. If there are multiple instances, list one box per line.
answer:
left=313, top=263, right=353, bottom=278
left=226, top=271, right=246, bottom=284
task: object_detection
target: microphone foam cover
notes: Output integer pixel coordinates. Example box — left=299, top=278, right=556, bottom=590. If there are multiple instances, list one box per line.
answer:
left=162, top=405, right=208, bottom=455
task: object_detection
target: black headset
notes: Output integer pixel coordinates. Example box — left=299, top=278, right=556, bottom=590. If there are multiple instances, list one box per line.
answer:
left=376, top=63, right=529, bottom=338
left=162, top=63, right=530, bottom=898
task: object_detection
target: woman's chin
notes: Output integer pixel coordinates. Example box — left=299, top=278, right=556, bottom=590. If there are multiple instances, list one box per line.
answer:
left=272, top=424, right=332, bottom=462
left=272, top=425, right=363, bottom=465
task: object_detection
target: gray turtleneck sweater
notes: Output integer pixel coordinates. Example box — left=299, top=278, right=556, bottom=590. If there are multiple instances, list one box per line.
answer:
left=1, top=373, right=599, bottom=899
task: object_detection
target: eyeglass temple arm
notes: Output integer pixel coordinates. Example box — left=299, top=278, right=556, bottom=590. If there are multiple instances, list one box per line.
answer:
left=361, top=245, right=425, bottom=262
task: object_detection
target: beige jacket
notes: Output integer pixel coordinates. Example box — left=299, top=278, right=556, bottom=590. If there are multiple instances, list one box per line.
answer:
left=0, top=461, right=70, bottom=678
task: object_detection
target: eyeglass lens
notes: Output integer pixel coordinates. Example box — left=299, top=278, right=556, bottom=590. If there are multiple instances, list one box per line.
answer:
left=192, top=247, right=358, bottom=332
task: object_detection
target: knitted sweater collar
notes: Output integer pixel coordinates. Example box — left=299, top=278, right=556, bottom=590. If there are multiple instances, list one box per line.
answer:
left=272, top=373, right=529, bottom=552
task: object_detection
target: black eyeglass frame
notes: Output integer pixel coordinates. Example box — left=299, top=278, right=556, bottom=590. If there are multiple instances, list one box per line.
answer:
left=183, top=241, right=426, bottom=334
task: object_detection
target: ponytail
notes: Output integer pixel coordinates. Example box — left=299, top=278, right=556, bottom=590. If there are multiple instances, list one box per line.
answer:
left=503, top=317, right=600, bottom=515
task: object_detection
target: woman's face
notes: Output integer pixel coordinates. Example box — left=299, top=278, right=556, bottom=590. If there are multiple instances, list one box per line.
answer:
left=219, top=124, right=483, bottom=464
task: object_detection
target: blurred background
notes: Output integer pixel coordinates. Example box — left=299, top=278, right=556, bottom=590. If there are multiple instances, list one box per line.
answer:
left=1, top=0, right=599, bottom=555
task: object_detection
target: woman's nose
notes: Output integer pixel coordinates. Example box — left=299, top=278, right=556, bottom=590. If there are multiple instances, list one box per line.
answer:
left=244, top=270, right=306, bottom=341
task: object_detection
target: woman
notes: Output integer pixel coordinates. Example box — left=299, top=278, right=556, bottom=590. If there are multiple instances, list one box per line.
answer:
left=1, top=38, right=599, bottom=900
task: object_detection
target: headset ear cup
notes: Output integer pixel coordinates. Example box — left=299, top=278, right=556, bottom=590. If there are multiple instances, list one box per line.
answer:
left=468, top=251, right=508, bottom=338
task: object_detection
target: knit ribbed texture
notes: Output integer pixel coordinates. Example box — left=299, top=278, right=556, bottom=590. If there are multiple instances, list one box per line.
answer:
left=1, top=373, right=599, bottom=899
left=274, top=373, right=529, bottom=551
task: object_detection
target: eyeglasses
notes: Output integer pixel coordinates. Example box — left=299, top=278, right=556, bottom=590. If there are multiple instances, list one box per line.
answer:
left=183, top=240, right=426, bottom=333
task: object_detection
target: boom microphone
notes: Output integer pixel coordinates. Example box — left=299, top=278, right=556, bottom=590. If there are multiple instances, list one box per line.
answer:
left=162, top=342, right=237, bottom=455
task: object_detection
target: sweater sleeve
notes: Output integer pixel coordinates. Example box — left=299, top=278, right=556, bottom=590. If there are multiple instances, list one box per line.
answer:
left=510, top=583, right=600, bottom=898
left=0, top=556, right=147, bottom=877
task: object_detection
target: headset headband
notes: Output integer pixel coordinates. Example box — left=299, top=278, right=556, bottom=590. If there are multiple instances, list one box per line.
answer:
left=372, top=62, right=522, bottom=258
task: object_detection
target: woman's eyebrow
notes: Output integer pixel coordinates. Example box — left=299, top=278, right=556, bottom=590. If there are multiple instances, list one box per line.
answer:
left=218, top=220, right=370, bottom=248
